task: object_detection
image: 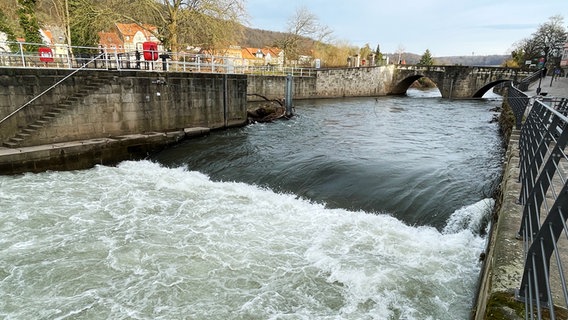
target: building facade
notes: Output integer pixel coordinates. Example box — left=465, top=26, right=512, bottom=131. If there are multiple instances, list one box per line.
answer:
left=561, top=42, right=568, bottom=75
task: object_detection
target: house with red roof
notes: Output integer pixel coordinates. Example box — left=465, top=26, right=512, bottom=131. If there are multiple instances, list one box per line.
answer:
left=39, top=27, right=67, bottom=59
left=241, top=47, right=284, bottom=66
left=98, top=23, right=160, bottom=53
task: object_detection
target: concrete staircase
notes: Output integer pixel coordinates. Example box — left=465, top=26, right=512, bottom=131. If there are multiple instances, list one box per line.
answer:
left=2, top=75, right=112, bottom=148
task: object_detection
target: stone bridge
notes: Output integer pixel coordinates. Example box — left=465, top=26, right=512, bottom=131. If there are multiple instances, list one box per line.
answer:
left=391, top=65, right=532, bottom=99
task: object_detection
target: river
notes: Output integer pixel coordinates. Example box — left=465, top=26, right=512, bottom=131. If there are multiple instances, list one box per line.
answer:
left=0, top=89, right=504, bottom=319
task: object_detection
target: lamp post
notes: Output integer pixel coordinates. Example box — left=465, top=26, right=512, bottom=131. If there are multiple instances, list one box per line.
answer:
left=536, top=46, right=550, bottom=96
left=536, top=46, right=550, bottom=95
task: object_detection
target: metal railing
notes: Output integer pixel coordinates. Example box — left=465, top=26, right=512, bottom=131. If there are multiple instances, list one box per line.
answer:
left=518, top=70, right=545, bottom=92
left=0, top=40, right=316, bottom=77
left=511, top=85, right=568, bottom=319
left=508, top=83, right=531, bottom=129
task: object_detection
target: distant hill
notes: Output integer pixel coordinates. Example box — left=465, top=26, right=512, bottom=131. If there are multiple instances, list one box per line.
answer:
left=240, top=27, right=509, bottom=66
left=239, top=27, right=288, bottom=48
left=433, top=55, right=509, bottom=66
left=384, top=52, right=509, bottom=66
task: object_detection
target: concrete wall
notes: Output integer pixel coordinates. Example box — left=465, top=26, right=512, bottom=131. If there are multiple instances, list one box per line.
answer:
left=246, top=74, right=317, bottom=101
left=246, top=65, right=396, bottom=101
left=315, top=65, right=395, bottom=97
left=0, top=69, right=247, bottom=147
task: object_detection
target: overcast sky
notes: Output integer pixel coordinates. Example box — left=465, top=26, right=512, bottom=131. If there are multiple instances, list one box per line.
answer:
left=245, top=0, right=568, bottom=57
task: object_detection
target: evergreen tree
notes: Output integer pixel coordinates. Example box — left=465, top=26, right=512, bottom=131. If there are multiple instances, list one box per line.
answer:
left=418, top=49, right=434, bottom=66
left=17, top=0, right=42, bottom=51
left=375, top=43, right=384, bottom=65
left=0, top=11, right=19, bottom=52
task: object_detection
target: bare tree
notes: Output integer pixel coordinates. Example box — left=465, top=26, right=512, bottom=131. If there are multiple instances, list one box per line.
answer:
left=531, top=15, right=567, bottom=65
left=37, top=0, right=72, bottom=50
left=119, top=0, right=246, bottom=52
left=396, top=44, right=405, bottom=64
left=277, top=6, right=333, bottom=65
left=312, top=39, right=357, bottom=67
left=510, top=37, right=541, bottom=67
left=509, top=15, right=567, bottom=69
left=359, top=43, right=372, bottom=63
left=61, top=0, right=245, bottom=52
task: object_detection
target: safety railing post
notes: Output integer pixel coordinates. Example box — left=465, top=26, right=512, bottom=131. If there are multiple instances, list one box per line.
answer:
left=18, top=42, right=25, bottom=67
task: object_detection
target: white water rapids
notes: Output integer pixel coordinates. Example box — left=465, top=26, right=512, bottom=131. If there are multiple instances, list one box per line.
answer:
left=0, top=160, right=492, bottom=319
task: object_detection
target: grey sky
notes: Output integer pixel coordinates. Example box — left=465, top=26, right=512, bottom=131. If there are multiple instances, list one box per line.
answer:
left=245, top=0, right=568, bottom=56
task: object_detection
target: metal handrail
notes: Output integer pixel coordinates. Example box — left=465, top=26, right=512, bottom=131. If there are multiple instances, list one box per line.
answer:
left=0, top=40, right=317, bottom=77
left=508, top=84, right=530, bottom=129
left=518, top=70, right=544, bottom=91
left=511, top=86, right=568, bottom=319
left=0, top=52, right=105, bottom=127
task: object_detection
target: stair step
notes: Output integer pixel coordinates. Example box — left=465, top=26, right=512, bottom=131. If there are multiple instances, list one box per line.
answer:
left=3, top=76, right=111, bottom=150
left=3, top=141, right=19, bottom=148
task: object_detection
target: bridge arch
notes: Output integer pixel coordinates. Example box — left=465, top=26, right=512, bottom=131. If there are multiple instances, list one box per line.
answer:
left=389, top=74, right=443, bottom=96
left=471, top=79, right=511, bottom=98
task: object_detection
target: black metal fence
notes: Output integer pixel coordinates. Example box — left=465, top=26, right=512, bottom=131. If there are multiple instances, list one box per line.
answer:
left=510, top=86, right=568, bottom=319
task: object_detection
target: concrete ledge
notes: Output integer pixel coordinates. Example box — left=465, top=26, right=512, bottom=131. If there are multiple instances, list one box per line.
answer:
left=0, top=127, right=209, bottom=175
left=184, top=127, right=210, bottom=137
left=474, top=129, right=526, bottom=319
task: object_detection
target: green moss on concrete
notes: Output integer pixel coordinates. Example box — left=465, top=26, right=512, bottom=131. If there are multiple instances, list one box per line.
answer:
left=485, top=291, right=568, bottom=320
left=484, top=291, right=524, bottom=319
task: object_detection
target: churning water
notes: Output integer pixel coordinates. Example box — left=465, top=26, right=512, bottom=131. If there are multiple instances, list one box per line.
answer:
left=0, top=89, right=504, bottom=319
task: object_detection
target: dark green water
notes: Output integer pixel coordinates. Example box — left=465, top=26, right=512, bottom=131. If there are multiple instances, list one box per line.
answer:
left=152, top=89, right=504, bottom=230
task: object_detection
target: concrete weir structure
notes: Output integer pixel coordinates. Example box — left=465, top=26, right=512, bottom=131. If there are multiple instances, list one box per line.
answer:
left=0, top=69, right=247, bottom=174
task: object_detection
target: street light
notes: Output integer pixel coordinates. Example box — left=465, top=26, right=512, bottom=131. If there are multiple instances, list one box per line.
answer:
left=536, top=46, right=550, bottom=96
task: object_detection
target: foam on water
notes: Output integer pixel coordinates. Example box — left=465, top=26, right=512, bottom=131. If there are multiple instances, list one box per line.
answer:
left=0, top=161, right=491, bottom=319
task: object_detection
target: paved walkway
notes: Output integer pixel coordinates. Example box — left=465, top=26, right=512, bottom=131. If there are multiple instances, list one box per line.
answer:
left=526, top=75, right=568, bottom=98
